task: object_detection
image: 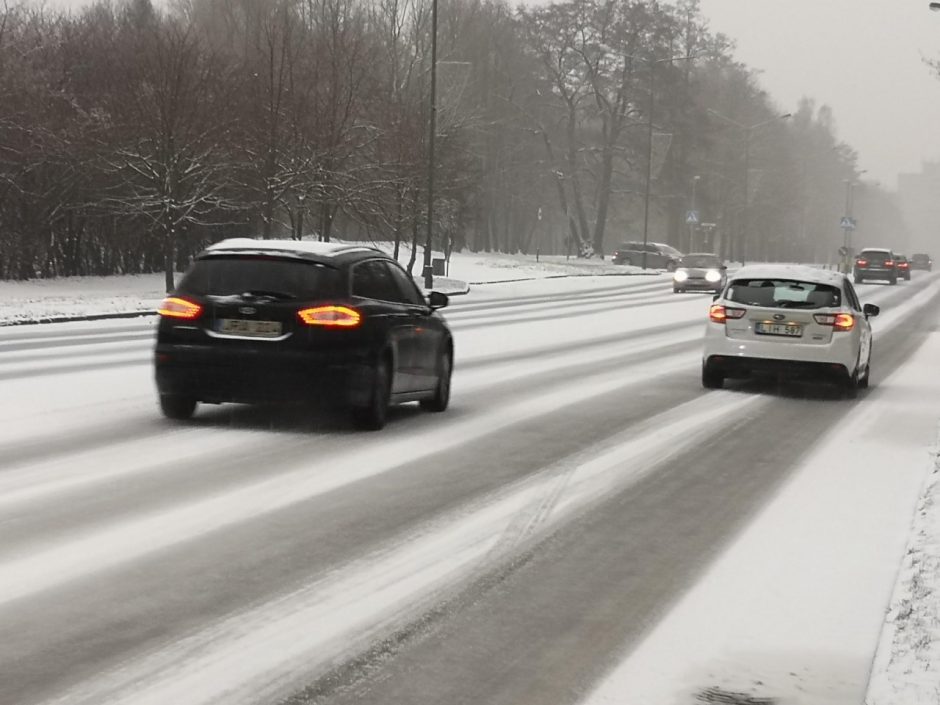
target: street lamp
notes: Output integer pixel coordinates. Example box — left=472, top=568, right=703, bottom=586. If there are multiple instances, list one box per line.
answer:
left=707, top=109, right=791, bottom=264
left=638, top=54, right=697, bottom=270
left=422, top=0, right=439, bottom=290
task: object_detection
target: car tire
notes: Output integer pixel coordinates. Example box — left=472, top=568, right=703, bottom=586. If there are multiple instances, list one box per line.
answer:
left=420, top=350, right=452, bottom=413
left=673, top=287, right=682, bottom=294
left=889, top=276, right=897, bottom=285
left=853, top=275, right=862, bottom=284
left=702, top=362, right=724, bottom=390
left=842, top=366, right=860, bottom=399
left=666, top=261, right=677, bottom=272
left=160, top=394, right=196, bottom=420
left=352, top=357, right=391, bottom=430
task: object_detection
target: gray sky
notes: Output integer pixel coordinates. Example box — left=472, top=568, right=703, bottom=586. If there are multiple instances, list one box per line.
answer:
left=699, top=0, right=940, bottom=189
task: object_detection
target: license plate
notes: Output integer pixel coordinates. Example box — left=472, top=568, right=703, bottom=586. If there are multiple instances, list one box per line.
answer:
left=219, top=319, right=282, bottom=337
left=755, top=322, right=802, bottom=337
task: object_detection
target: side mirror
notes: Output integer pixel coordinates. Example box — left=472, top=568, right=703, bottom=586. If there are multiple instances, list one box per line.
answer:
left=428, top=291, right=449, bottom=310
left=863, top=303, right=880, bottom=318
left=712, top=293, right=721, bottom=302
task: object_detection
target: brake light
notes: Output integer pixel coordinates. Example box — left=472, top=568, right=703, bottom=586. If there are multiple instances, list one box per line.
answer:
left=899, top=262, right=909, bottom=268
left=884, top=260, right=894, bottom=267
left=158, top=297, right=202, bottom=320
left=814, top=312, right=855, bottom=331
left=297, top=305, right=362, bottom=327
left=709, top=304, right=745, bottom=323
left=855, top=259, right=868, bottom=267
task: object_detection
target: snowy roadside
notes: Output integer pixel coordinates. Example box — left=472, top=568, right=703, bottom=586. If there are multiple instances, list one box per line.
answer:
left=0, top=245, right=654, bottom=326
left=582, top=323, right=940, bottom=705
left=865, top=427, right=940, bottom=704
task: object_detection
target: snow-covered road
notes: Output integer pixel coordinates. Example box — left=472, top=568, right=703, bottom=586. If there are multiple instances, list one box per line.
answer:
left=1, top=272, right=938, bottom=705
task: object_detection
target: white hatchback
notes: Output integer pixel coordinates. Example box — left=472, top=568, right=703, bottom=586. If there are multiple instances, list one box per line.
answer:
left=702, top=265, right=879, bottom=397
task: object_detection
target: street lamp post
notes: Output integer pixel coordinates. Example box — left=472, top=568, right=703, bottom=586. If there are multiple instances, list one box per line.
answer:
left=689, top=174, right=701, bottom=251
left=422, top=0, right=439, bottom=290
left=708, top=109, right=791, bottom=264
left=639, top=54, right=697, bottom=270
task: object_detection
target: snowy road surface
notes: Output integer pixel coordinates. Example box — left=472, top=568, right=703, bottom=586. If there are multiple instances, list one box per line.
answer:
left=1, top=272, right=938, bottom=705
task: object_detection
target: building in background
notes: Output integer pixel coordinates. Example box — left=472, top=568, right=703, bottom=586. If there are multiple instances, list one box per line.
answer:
left=898, top=162, right=940, bottom=255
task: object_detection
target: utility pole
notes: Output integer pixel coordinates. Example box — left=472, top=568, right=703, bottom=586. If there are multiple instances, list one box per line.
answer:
left=689, top=175, right=700, bottom=251
left=422, top=0, right=439, bottom=290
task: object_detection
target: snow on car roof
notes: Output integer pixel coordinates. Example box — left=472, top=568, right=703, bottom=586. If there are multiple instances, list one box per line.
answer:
left=730, top=264, right=846, bottom=287
left=205, top=238, right=379, bottom=258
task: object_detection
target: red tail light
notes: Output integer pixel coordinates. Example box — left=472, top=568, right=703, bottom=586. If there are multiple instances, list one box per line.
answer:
left=884, top=260, right=894, bottom=267
left=814, top=312, right=855, bottom=331
left=158, top=297, right=203, bottom=320
left=297, top=305, right=362, bottom=327
left=899, top=262, right=909, bottom=269
left=855, top=259, right=868, bottom=267
left=709, top=304, right=745, bottom=323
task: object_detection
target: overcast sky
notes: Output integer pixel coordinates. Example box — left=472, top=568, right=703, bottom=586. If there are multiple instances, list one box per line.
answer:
left=699, top=0, right=940, bottom=189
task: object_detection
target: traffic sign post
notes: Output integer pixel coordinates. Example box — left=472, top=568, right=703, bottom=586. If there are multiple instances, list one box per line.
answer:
left=840, top=216, right=857, bottom=273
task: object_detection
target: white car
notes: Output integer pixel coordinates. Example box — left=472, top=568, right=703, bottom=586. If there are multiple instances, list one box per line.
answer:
left=702, top=265, right=879, bottom=397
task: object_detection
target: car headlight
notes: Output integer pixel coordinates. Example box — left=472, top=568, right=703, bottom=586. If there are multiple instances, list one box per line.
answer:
left=674, top=270, right=689, bottom=282
left=705, top=269, right=722, bottom=283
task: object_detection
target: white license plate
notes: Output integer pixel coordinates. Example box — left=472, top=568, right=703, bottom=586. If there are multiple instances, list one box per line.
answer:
left=755, top=322, right=803, bottom=337
left=219, top=319, right=282, bottom=337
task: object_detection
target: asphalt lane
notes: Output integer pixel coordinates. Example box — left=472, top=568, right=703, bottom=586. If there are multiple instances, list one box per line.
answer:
left=0, top=272, right=936, bottom=705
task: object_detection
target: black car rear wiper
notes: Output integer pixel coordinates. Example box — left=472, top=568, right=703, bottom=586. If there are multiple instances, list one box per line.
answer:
left=240, top=289, right=297, bottom=301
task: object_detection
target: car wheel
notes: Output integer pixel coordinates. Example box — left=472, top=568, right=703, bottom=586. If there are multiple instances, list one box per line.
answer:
left=420, top=350, right=452, bottom=413
left=702, top=362, right=724, bottom=390
left=352, top=357, right=391, bottom=430
left=842, top=365, right=860, bottom=399
left=666, top=261, right=677, bottom=272
left=673, top=287, right=682, bottom=294
left=160, top=394, right=196, bottom=420
left=853, top=275, right=862, bottom=284
left=889, top=276, right=897, bottom=285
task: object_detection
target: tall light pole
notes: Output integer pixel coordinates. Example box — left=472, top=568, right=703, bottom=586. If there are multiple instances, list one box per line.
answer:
left=422, top=0, right=439, bottom=290
left=708, top=109, right=791, bottom=264
left=639, top=54, right=697, bottom=270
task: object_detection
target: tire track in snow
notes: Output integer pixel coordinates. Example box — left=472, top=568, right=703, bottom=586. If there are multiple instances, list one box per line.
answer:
left=38, top=391, right=766, bottom=705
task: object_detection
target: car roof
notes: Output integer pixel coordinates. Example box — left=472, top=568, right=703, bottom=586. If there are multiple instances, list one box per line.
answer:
left=681, top=252, right=721, bottom=258
left=729, top=264, right=846, bottom=287
left=201, top=238, right=385, bottom=264
left=859, top=247, right=892, bottom=254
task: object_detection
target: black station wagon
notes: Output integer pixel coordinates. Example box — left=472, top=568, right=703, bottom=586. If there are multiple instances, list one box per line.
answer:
left=154, top=239, right=453, bottom=430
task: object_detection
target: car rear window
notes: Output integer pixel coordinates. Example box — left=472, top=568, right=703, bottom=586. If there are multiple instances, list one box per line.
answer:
left=679, top=255, right=721, bottom=268
left=727, top=278, right=841, bottom=309
left=859, top=251, right=891, bottom=262
left=176, top=256, right=341, bottom=300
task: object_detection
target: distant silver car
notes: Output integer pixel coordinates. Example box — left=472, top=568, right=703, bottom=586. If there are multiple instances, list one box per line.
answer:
left=612, top=241, right=682, bottom=270
left=673, top=253, right=727, bottom=293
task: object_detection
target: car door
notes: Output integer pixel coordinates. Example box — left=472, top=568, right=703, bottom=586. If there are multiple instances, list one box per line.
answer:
left=351, top=259, right=417, bottom=394
left=844, top=279, right=872, bottom=368
left=385, top=261, right=443, bottom=392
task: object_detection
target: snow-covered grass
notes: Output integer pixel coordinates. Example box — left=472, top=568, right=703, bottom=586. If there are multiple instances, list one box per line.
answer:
left=0, top=244, right=650, bottom=325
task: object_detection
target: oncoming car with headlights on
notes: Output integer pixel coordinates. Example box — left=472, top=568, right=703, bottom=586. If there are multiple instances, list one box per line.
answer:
left=672, top=253, right=727, bottom=294
left=154, top=239, right=454, bottom=430
left=701, top=265, right=879, bottom=398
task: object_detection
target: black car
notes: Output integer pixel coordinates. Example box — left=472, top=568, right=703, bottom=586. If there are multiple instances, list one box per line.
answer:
left=895, top=254, right=911, bottom=281
left=853, top=248, right=897, bottom=285
left=611, top=241, right=682, bottom=270
left=154, top=239, right=453, bottom=430
left=911, top=253, right=933, bottom=271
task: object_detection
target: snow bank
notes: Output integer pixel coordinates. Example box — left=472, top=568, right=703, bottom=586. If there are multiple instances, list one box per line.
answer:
left=865, top=425, right=940, bottom=705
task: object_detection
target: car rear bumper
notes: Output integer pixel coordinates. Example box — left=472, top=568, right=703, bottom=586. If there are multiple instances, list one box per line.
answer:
left=703, top=354, right=850, bottom=381
left=154, top=344, right=374, bottom=406
left=675, top=279, right=722, bottom=291
left=855, top=268, right=895, bottom=279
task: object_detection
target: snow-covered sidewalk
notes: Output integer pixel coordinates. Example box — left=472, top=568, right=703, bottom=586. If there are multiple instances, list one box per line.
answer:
left=583, top=327, right=940, bottom=705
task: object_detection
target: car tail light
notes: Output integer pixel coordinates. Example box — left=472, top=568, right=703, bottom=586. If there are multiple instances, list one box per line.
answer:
left=297, top=305, right=362, bottom=327
left=158, top=297, right=202, bottom=320
left=814, top=312, right=855, bottom=331
left=855, top=259, right=868, bottom=267
left=899, top=262, right=909, bottom=268
left=884, top=260, right=894, bottom=267
left=709, top=304, right=745, bottom=323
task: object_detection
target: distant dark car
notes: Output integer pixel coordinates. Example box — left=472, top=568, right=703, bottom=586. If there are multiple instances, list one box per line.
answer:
left=895, top=254, right=911, bottom=281
left=853, top=248, right=897, bottom=285
left=911, top=253, right=933, bottom=271
left=673, top=253, right=727, bottom=293
left=154, top=239, right=453, bottom=430
left=612, top=241, right=682, bottom=270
